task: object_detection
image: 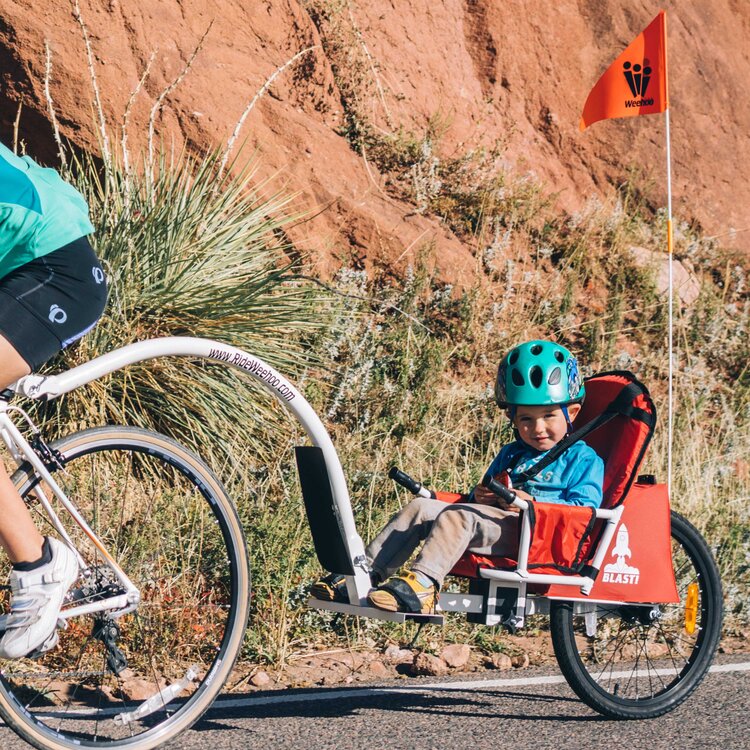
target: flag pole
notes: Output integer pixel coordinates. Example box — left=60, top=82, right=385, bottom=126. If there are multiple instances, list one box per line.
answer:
left=663, top=11, right=673, bottom=496
left=666, top=108, right=674, bottom=496
left=578, top=9, right=672, bottom=489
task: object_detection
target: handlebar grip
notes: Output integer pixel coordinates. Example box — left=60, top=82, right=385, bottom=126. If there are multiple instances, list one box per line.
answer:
left=388, top=466, right=423, bottom=495
left=482, top=476, right=517, bottom=504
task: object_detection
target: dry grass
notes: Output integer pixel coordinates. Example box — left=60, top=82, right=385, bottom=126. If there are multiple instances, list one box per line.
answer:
left=24, top=6, right=750, bottom=667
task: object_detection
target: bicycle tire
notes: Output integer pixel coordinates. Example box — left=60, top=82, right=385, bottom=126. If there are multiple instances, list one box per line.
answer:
left=550, top=510, right=723, bottom=719
left=0, top=426, right=250, bottom=750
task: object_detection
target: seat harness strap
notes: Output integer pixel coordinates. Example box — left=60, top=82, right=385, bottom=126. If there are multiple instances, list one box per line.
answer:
left=513, top=381, right=648, bottom=484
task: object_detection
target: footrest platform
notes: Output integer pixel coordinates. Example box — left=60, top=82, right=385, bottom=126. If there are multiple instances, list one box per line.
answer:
left=307, top=597, right=444, bottom=624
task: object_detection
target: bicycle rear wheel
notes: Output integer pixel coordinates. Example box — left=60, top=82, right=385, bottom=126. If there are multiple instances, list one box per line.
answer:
left=0, top=426, right=250, bottom=750
left=550, top=511, right=723, bottom=719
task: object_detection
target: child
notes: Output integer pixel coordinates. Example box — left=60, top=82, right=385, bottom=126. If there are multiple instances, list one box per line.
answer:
left=312, top=340, right=604, bottom=614
left=0, top=140, right=107, bottom=658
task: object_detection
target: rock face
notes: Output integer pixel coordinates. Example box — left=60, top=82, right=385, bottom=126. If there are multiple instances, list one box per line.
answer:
left=0, top=1, right=747, bottom=282
left=630, top=246, right=702, bottom=307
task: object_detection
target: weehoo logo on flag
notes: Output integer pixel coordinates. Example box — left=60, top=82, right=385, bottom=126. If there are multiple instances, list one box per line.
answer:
left=623, top=60, right=652, bottom=97
left=623, top=60, right=655, bottom=107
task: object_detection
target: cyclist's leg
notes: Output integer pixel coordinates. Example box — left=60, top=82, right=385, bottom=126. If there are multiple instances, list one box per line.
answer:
left=0, top=237, right=107, bottom=657
left=0, top=335, right=79, bottom=658
left=0, top=334, right=45, bottom=565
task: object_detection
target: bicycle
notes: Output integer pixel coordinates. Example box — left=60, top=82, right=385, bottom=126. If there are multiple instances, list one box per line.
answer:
left=0, top=338, right=260, bottom=750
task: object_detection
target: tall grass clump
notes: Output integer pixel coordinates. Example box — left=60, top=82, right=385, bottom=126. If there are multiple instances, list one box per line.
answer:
left=33, top=14, right=338, bottom=668
left=31, top=146, right=328, bottom=477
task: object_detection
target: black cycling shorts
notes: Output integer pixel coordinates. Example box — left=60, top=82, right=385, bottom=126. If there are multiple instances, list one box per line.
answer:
left=0, top=236, right=108, bottom=371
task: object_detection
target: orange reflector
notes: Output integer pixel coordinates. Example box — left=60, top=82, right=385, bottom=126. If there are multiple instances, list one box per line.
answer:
left=685, top=582, right=699, bottom=634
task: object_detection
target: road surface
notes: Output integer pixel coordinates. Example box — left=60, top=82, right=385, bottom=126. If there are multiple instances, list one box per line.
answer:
left=2, top=657, right=748, bottom=749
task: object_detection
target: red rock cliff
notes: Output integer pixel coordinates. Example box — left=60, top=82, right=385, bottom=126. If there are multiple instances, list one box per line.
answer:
left=0, top=0, right=746, bottom=281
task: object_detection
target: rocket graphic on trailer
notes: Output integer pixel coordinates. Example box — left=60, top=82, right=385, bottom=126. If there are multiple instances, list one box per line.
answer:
left=612, top=525, right=632, bottom=560
left=602, top=523, right=640, bottom=584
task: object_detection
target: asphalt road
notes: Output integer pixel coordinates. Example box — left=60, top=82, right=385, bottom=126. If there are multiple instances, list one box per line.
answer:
left=2, top=658, right=748, bottom=750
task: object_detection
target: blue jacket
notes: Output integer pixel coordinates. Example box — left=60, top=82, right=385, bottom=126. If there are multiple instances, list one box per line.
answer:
left=483, top=439, right=604, bottom=509
left=0, top=141, right=94, bottom=279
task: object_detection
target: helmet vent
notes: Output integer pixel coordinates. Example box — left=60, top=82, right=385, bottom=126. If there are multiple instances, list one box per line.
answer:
left=511, top=368, right=525, bottom=387
left=530, top=344, right=543, bottom=355
left=554, top=350, right=565, bottom=362
left=530, top=365, right=543, bottom=388
left=509, top=349, right=520, bottom=364
left=548, top=366, right=562, bottom=385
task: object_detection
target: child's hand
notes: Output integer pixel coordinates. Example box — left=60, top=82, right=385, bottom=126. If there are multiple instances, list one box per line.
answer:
left=474, top=480, right=533, bottom=513
left=473, top=482, right=501, bottom=506
left=506, top=489, right=534, bottom=510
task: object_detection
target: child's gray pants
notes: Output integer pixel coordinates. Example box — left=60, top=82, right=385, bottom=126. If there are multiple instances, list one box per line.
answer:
left=366, top=496, right=519, bottom=587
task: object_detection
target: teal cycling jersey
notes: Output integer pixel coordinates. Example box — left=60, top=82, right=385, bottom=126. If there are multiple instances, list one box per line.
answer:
left=0, top=141, right=94, bottom=279
left=484, top=439, right=604, bottom=508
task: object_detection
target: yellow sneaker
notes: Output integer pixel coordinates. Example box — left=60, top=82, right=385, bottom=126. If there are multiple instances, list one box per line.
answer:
left=367, top=571, right=437, bottom=614
left=309, top=573, right=348, bottom=602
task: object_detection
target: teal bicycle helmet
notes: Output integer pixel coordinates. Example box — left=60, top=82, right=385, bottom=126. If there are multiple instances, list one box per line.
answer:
left=495, top=340, right=585, bottom=408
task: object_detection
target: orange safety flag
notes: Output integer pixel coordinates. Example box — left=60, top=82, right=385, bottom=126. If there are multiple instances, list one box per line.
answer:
left=580, top=10, right=668, bottom=131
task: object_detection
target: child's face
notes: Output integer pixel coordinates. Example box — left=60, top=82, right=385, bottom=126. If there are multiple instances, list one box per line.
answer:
left=511, top=403, right=581, bottom=451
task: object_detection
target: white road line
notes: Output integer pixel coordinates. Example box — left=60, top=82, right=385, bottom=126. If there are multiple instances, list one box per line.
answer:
left=206, top=660, right=750, bottom=712
left=2, top=662, right=747, bottom=724
left=707, top=661, right=750, bottom=673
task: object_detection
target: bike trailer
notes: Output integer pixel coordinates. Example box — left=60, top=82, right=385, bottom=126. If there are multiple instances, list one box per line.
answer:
left=298, top=365, right=722, bottom=719
left=443, top=371, right=679, bottom=627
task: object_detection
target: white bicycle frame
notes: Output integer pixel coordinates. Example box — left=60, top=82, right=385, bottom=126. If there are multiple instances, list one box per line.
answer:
left=12, top=336, right=618, bottom=623
left=0, top=401, right=141, bottom=621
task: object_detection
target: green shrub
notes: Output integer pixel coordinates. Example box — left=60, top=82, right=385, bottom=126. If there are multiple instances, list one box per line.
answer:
left=34, top=146, right=329, bottom=471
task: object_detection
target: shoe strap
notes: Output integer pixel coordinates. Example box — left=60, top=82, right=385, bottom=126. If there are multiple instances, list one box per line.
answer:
left=0, top=610, right=42, bottom=631
left=12, top=570, right=67, bottom=593
left=378, top=577, right=425, bottom=614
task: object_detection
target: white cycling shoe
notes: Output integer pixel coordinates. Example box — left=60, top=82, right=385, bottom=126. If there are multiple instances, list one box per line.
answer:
left=0, top=538, right=79, bottom=659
